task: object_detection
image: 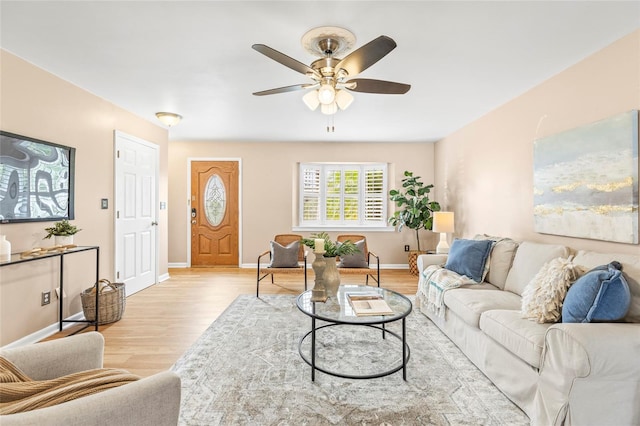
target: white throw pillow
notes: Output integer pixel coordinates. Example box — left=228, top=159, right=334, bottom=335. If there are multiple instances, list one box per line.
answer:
left=521, top=256, right=585, bottom=323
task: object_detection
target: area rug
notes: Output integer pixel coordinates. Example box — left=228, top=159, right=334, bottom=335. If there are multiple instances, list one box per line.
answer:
left=171, top=295, right=529, bottom=425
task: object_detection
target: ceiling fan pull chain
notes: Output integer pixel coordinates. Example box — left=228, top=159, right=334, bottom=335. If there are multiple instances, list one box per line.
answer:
left=326, top=115, right=335, bottom=133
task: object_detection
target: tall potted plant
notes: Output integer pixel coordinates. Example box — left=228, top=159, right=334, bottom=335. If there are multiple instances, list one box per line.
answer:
left=388, top=171, right=441, bottom=275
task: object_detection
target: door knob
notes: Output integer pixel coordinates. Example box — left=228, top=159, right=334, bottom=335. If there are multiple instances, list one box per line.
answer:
left=151, top=221, right=158, bottom=226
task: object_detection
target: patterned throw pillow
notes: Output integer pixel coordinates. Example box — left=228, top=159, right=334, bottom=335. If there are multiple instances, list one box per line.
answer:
left=338, top=239, right=368, bottom=268
left=521, top=256, right=584, bottom=323
left=268, top=240, right=300, bottom=268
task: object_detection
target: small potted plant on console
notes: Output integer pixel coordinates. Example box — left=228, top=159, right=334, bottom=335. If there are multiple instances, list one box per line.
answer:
left=44, top=219, right=81, bottom=246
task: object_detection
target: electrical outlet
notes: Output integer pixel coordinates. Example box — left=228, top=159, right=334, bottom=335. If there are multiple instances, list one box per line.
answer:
left=404, top=245, right=410, bottom=252
left=41, top=291, right=51, bottom=306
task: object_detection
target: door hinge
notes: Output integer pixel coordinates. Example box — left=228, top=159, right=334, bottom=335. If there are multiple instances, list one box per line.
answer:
left=116, top=271, right=120, bottom=279
left=117, top=150, right=120, bottom=158
left=116, top=211, right=119, bottom=219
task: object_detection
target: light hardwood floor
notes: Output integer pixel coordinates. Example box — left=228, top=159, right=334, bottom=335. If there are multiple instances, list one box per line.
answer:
left=50, top=268, right=418, bottom=377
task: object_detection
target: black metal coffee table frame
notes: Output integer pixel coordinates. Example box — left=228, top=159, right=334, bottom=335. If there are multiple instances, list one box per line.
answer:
left=296, top=286, right=412, bottom=381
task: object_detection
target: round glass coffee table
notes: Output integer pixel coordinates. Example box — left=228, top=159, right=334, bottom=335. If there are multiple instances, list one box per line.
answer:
left=296, top=285, right=412, bottom=381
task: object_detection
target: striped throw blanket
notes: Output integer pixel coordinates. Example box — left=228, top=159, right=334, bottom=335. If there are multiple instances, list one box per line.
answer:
left=0, top=356, right=139, bottom=414
left=418, top=265, right=476, bottom=317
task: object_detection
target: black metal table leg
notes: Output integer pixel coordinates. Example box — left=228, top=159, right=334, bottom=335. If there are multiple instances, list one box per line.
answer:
left=59, top=255, right=64, bottom=331
left=311, top=316, right=316, bottom=382
left=402, top=317, right=407, bottom=381
left=95, top=247, right=100, bottom=331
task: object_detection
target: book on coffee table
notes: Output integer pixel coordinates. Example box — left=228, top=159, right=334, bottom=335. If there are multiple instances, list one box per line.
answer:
left=346, top=292, right=394, bottom=316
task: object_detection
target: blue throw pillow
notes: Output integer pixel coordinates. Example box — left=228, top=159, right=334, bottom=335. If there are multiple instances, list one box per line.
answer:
left=562, top=261, right=631, bottom=323
left=444, top=239, right=493, bottom=282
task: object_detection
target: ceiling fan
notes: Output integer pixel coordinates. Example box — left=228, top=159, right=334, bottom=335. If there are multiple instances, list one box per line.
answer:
left=252, top=26, right=411, bottom=115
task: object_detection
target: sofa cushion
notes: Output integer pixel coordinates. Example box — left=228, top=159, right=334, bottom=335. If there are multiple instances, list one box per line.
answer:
left=573, top=250, right=640, bottom=323
left=562, top=262, right=631, bottom=323
left=443, top=285, right=522, bottom=328
left=475, top=235, right=520, bottom=290
left=504, top=242, right=570, bottom=296
left=479, top=310, right=551, bottom=369
left=521, top=256, right=584, bottom=323
left=445, top=239, right=493, bottom=282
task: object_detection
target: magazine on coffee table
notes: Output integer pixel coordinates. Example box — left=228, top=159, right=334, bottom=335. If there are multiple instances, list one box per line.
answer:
left=346, top=292, right=394, bottom=316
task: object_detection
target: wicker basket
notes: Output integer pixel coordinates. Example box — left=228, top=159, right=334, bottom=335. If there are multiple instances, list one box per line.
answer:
left=81, top=279, right=126, bottom=325
left=408, top=250, right=427, bottom=276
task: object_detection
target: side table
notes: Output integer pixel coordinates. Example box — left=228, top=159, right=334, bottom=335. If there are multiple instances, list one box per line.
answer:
left=0, top=246, right=100, bottom=334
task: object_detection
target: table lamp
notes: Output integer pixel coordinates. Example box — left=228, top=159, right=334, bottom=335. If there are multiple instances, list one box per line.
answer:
left=433, top=212, right=455, bottom=254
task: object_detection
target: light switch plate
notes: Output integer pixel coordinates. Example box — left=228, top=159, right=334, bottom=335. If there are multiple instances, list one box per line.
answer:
left=101, top=198, right=108, bottom=209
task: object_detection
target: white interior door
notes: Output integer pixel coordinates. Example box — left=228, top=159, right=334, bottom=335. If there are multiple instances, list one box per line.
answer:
left=114, top=131, right=158, bottom=296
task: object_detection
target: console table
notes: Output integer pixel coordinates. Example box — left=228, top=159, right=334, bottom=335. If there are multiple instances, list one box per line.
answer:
left=0, top=246, right=100, bottom=334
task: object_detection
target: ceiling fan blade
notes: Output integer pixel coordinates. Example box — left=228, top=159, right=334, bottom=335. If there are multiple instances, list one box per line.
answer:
left=253, top=84, right=316, bottom=96
left=335, top=36, right=397, bottom=76
left=252, top=44, right=320, bottom=78
left=345, top=78, right=411, bottom=94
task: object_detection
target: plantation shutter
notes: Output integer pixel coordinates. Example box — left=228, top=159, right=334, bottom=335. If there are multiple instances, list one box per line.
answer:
left=343, top=167, right=360, bottom=223
left=363, top=166, right=386, bottom=225
left=324, top=167, right=342, bottom=222
left=301, top=166, right=321, bottom=224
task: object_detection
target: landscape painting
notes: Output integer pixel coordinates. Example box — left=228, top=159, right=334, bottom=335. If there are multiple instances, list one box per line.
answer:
left=533, top=110, right=639, bottom=244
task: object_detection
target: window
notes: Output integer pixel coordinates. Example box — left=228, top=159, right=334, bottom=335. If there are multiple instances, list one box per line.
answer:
left=299, top=163, right=388, bottom=228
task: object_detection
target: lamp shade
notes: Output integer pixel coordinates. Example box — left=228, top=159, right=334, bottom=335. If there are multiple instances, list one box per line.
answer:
left=432, top=212, right=455, bottom=233
left=335, top=89, right=354, bottom=110
left=320, top=102, right=338, bottom=115
left=302, top=90, right=320, bottom=111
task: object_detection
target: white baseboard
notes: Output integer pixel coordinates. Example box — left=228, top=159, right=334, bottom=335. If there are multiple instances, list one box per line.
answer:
left=158, top=272, right=170, bottom=282
left=1, top=312, right=87, bottom=350
left=168, top=262, right=189, bottom=268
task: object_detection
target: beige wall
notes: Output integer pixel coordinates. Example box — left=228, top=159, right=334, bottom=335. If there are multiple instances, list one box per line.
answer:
left=167, top=141, right=438, bottom=266
left=435, top=30, right=640, bottom=256
left=0, top=50, right=169, bottom=346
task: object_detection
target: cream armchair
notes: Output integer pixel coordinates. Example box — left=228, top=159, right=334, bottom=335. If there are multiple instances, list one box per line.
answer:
left=0, top=332, right=181, bottom=426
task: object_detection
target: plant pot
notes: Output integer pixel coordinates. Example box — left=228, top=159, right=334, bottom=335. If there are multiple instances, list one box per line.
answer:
left=408, top=250, right=427, bottom=276
left=55, top=235, right=74, bottom=246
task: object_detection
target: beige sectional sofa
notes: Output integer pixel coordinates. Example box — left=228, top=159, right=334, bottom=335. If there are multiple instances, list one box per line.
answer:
left=416, top=239, right=640, bottom=426
left=0, top=332, right=181, bottom=426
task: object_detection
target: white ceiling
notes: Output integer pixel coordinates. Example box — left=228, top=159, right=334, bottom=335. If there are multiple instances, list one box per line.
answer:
left=1, top=1, right=638, bottom=143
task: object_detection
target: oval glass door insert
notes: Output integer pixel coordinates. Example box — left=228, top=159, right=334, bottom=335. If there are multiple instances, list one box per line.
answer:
left=204, top=174, right=226, bottom=226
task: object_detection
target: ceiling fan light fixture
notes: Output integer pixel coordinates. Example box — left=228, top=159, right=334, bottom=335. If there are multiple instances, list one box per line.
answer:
left=321, top=102, right=338, bottom=115
left=302, top=90, right=320, bottom=111
left=335, top=89, right=354, bottom=110
left=318, top=83, right=336, bottom=105
left=155, top=112, right=182, bottom=127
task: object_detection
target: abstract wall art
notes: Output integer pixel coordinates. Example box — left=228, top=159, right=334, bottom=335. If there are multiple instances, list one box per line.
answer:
left=533, top=110, right=639, bottom=244
left=0, top=131, right=75, bottom=223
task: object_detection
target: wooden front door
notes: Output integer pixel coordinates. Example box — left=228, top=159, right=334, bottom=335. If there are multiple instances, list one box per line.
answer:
left=190, top=161, right=239, bottom=266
